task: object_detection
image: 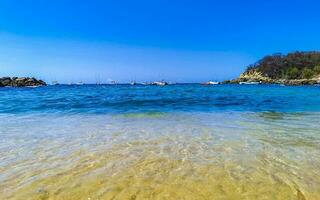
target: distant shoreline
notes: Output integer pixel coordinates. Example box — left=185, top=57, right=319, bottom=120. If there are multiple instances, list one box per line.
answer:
left=2, top=78, right=320, bottom=87
left=2, top=82, right=320, bottom=88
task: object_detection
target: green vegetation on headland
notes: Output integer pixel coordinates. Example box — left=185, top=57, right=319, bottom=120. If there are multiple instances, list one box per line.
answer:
left=224, top=51, right=320, bottom=85
left=0, top=77, right=46, bottom=87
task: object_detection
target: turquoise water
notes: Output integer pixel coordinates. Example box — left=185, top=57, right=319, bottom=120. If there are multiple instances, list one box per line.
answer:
left=1, top=84, right=320, bottom=114
left=0, top=85, right=320, bottom=200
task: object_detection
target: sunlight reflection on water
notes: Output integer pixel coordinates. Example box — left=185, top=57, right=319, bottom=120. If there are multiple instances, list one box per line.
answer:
left=0, top=112, right=319, bottom=199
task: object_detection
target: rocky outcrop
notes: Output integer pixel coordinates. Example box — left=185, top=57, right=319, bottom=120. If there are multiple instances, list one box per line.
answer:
left=223, top=70, right=320, bottom=85
left=276, top=79, right=319, bottom=85
left=0, top=77, right=47, bottom=87
left=223, top=70, right=273, bottom=84
left=226, top=70, right=271, bottom=83
left=223, top=51, right=320, bottom=85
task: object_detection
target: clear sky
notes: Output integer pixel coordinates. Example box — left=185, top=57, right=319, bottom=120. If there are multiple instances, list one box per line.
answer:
left=0, top=0, right=320, bottom=83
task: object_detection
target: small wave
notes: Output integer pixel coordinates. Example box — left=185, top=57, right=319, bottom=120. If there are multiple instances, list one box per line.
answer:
left=114, top=112, right=166, bottom=118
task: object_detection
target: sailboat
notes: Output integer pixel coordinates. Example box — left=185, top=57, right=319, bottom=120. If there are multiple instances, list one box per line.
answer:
left=52, top=81, right=59, bottom=86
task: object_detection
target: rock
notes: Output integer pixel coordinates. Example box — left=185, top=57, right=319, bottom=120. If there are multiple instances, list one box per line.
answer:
left=0, top=77, right=12, bottom=86
left=0, top=77, right=47, bottom=87
left=224, top=69, right=320, bottom=86
left=281, top=79, right=318, bottom=86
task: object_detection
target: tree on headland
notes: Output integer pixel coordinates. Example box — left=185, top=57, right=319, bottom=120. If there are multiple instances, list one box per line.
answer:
left=314, top=65, right=320, bottom=74
left=246, top=51, right=320, bottom=79
left=302, top=68, right=314, bottom=79
left=286, top=67, right=299, bottom=79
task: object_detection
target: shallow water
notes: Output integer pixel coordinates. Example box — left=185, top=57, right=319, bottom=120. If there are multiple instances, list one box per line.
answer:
left=0, top=85, right=320, bottom=199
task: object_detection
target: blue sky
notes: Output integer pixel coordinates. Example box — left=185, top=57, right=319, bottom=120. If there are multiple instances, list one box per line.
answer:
left=0, top=0, right=320, bottom=83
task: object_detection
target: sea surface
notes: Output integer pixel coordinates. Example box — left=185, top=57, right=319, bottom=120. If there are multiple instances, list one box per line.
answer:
left=0, top=84, right=319, bottom=200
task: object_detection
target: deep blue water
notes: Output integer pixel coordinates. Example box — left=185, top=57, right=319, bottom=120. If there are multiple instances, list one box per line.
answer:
left=1, top=84, right=320, bottom=114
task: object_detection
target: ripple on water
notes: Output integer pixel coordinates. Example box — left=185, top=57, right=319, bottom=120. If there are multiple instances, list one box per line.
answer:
left=0, top=112, right=319, bottom=199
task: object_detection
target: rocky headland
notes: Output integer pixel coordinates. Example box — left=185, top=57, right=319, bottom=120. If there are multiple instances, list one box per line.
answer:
left=224, top=51, right=320, bottom=85
left=0, top=77, right=46, bottom=87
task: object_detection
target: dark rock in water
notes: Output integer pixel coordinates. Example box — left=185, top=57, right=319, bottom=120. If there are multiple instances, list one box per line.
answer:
left=0, top=77, right=47, bottom=87
left=0, top=77, right=12, bottom=86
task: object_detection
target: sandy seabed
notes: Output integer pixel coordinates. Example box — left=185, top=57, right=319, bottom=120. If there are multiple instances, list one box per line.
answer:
left=1, top=112, right=319, bottom=200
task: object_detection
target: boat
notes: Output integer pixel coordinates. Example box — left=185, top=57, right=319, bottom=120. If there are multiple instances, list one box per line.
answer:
left=151, top=81, right=168, bottom=86
left=202, top=81, right=219, bottom=85
left=76, top=81, right=84, bottom=85
left=239, top=81, right=261, bottom=85
left=52, top=81, right=59, bottom=86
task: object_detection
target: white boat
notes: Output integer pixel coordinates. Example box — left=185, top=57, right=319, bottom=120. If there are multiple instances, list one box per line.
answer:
left=203, top=81, right=219, bottom=85
left=239, top=81, right=261, bottom=85
left=76, top=81, right=84, bottom=85
left=152, top=81, right=168, bottom=86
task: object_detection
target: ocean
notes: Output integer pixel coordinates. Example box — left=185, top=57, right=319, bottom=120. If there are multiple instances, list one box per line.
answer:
left=0, top=84, right=319, bottom=199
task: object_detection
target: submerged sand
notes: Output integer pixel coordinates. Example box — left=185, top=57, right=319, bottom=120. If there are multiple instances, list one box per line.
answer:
left=0, top=112, right=319, bottom=200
